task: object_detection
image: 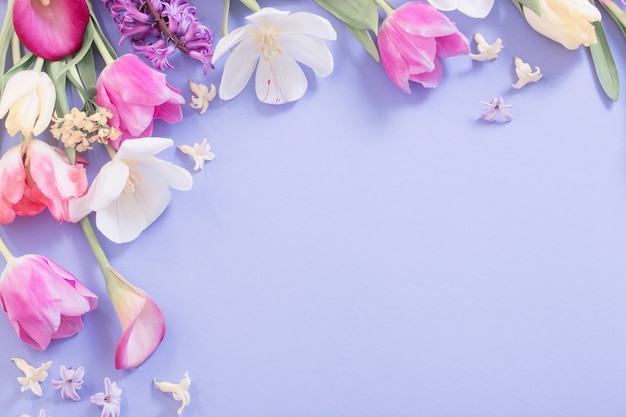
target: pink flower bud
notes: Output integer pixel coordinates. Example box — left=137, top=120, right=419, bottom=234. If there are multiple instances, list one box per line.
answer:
left=0, top=255, right=98, bottom=350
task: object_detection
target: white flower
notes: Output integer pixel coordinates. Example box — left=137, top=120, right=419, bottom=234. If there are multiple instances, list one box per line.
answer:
left=154, top=372, right=191, bottom=415
left=469, top=33, right=503, bottom=61
left=211, top=7, right=337, bottom=104
left=189, top=80, right=216, bottom=114
left=0, top=70, right=56, bottom=137
left=427, top=0, right=495, bottom=18
left=11, top=358, right=52, bottom=397
left=512, top=56, right=543, bottom=89
left=178, top=138, right=215, bottom=171
left=69, top=137, right=193, bottom=243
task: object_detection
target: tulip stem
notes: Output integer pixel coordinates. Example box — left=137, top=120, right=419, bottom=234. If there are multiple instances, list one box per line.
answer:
left=0, top=234, right=15, bottom=263
left=11, top=33, right=21, bottom=66
left=92, top=31, right=115, bottom=66
left=373, top=0, right=394, bottom=15
left=79, top=217, right=111, bottom=277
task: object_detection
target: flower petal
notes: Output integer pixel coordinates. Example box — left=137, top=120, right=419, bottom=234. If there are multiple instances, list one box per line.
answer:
left=218, top=37, right=260, bottom=101
left=104, top=267, right=165, bottom=369
left=13, top=0, right=89, bottom=60
left=280, top=34, right=334, bottom=77
left=281, top=11, right=337, bottom=40
left=255, top=54, right=308, bottom=104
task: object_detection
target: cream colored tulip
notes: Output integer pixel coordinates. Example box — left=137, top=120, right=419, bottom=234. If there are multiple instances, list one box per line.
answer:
left=0, top=70, right=56, bottom=137
left=523, top=0, right=601, bottom=50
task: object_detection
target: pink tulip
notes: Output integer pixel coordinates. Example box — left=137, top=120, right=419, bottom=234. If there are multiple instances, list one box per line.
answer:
left=0, top=140, right=88, bottom=225
left=104, top=266, right=165, bottom=369
left=96, top=54, right=185, bottom=149
left=13, top=0, right=90, bottom=61
left=0, top=255, right=98, bottom=350
left=378, top=2, right=469, bottom=93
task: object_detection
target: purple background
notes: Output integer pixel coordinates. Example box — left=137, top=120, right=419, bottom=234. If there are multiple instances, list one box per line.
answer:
left=2, top=1, right=626, bottom=416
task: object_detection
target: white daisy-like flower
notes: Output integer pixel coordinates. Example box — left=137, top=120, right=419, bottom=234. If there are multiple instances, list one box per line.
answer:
left=211, top=7, right=337, bottom=104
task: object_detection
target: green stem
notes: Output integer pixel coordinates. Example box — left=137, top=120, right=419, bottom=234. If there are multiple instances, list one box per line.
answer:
left=11, top=32, right=20, bottom=66
left=0, top=0, right=15, bottom=93
left=92, top=32, right=115, bottom=65
left=79, top=217, right=111, bottom=277
left=33, top=57, right=44, bottom=72
left=222, top=0, right=230, bottom=37
left=240, top=0, right=261, bottom=13
left=373, top=0, right=394, bottom=15
left=0, top=234, right=15, bottom=263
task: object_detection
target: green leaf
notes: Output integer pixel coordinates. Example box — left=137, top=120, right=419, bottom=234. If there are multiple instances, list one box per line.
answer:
left=347, top=25, right=380, bottom=62
left=0, top=0, right=15, bottom=94
left=314, top=0, right=379, bottom=33
left=588, top=20, right=620, bottom=101
left=600, top=0, right=626, bottom=40
left=1, top=53, right=35, bottom=87
left=511, top=0, right=542, bottom=16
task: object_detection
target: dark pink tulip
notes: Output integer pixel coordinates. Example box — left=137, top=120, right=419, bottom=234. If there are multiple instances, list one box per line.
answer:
left=13, top=0, right=90, bottom=61
left=0, top=255, right=98, bottom=350
left=378, top=2, right=469, bottom=93
left=96, top=54, right=185, bottom=149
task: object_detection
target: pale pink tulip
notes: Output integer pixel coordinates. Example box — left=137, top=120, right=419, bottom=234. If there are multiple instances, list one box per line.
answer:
left=13, top=0, right=90, bottom=61
left=0, top=140, right=88, bottom=224
left=378, top=2, right=469, bottom=93
left=0, top=255, right=98, bottom=350
left=96, top=54, right=185, bottom=149
left=104, top=266, right=165, bottom=369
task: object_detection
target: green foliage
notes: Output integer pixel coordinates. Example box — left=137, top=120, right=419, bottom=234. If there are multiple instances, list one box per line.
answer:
left=314, top=0, right=380, bottom=61
left=589, top=20, right=620, bottom=101
left=511, top=0, right=543, bottom=15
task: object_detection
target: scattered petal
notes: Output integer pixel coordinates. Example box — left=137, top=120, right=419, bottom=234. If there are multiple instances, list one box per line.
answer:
left=20, top=409, right=48, bottom=417
left=178, top=138, right=215, bottom=171
left=11, top=358, right=52, bottom=397
left=480, top=96, right=513, bottom=123
left=469, top=33, right=503, bottom=61
left=51, top=365, right=84, bottom=401
left=91, top=377, right=122, bottom=417
left=512, top=56, right=543, bottom=89
left=189, top=81, right=216, bottom=114
left=154, top=372, right=192, bottom=415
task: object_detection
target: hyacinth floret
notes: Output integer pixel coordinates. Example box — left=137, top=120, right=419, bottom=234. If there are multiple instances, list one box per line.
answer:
left=102, top=0, right=214, bottom=73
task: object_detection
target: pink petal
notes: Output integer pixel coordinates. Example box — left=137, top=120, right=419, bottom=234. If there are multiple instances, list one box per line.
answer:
left=104, top=267, right=165, bottom=369
left=13, top=0, right=89, bottom=61
left=0, top=145, right=26, bottom=224
left=409, top=58, right=444, bottom=88
left=391, top=2, right=458, bottom=38
left=435, top=31, right=470, bottom=59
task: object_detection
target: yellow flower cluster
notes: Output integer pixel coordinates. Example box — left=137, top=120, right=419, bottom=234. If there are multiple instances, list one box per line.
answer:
left=50, top=107, right=121, bottom=152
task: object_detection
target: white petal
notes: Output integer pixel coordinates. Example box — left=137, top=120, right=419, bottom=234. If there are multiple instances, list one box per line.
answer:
left=212, top=26, right=247, bottom=63
left=129, top=172, right=172, bottom=227
left=115, top=137, right=173, bottom=161
left=32, top=74, right=56, bottom=136
left=96, top=193, right=150, bottom=243
left=457, top=0, right=495, bottom=18
left=246, top=7, right=290, bottom=27
left=88, top=161, right=129, bottom=211
left=281, top=12, right=337, bottom=40
left=0, top=71, right=37, bottom=117
left=219, top=37, right=260, bottom=100
left=280, top=34, right=334, bottom=77
left=426, top=0, right=458, bottom=11
left=255, top=54, right=307, bottom=104
left=136, top=159, right=193, bottom=191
